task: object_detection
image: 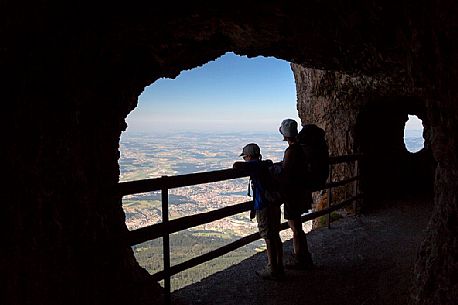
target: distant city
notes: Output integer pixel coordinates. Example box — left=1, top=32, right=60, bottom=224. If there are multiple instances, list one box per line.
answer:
left=120, top=131, right=289, bottom=234
left=119, top=130, right=424, bottom=289
left=120, top=131, right=293, bottom=289
left=120, top=129, right=425, bottom=233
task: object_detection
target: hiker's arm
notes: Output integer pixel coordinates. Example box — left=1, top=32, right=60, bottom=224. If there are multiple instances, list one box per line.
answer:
left=233, top=161, right=246, bottom=170
left=232, top=161, right=258, bottom=173
left=282, top=149, right=293, bottom=172
left=280, top=148, right=303, bottom=186
left=282, top=148, right=295, bottom=181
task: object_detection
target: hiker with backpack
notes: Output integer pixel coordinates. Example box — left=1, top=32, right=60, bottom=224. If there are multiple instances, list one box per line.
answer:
left=276, top=119, right=315, bottom=270
left=233, top=143, right=284, bottom=280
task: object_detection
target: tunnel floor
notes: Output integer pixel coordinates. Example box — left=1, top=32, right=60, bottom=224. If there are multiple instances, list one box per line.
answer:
left=172, top=197, right=431, bottom=305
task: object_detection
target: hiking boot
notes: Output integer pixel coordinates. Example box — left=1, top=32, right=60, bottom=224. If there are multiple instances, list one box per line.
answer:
left=284, top=254, right=314, bottom=271
left=255, top=265, right=285, bottom=281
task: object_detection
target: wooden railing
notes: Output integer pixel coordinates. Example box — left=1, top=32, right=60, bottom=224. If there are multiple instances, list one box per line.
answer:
left=118, top=154, right=362, bottom=304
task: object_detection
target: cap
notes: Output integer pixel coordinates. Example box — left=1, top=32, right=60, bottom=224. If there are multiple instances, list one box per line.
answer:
left=240, top=143, right=261, bottom=157
left=279, top=119, right=298, bottom=140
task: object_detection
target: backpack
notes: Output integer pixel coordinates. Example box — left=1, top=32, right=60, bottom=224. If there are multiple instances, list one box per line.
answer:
left=297, top=124, right=330, bottom=191
left=244, top=160, right=283, bottom=219
left=251, top=160, right=283, bottom=204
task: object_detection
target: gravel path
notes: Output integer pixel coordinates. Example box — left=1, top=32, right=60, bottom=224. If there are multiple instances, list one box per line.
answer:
left=172, top=198, right=431, bottom=305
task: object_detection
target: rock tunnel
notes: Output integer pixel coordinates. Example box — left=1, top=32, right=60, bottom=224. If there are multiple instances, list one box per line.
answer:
left=356, top=97, right=435, bottom=204
left=2, top=2, right=457, bottom=305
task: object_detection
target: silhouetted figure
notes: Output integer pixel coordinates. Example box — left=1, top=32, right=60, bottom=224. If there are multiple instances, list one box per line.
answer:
left=277, top=119, right=314, bottom=270
left=233, top=143, right=284, bottom=280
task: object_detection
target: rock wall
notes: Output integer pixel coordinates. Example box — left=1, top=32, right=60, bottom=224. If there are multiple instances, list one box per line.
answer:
left=292, top=66, right=435, bottom=205
left=1, top=1, right=457, bottom=305
left=291, top=3, right=458, bottom=299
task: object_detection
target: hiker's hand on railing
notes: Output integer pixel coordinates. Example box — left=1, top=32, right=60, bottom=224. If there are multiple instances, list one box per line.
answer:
left=233, top=161, right=245, bottom=170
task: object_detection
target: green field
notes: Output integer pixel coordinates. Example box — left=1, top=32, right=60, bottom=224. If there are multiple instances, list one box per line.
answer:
left=133, top=230, right=263, bottom=291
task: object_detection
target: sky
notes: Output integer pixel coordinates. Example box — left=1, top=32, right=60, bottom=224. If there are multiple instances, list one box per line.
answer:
left=405, top=115, right=423, bottom=130
left=125, top=52, right=300, bottom=133
left=124, top=51, right=424, bottom=133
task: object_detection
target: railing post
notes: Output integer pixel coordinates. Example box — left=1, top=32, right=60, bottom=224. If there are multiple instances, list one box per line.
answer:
left=327, top=164, right=333, bottom=229
left=353, top=159, right=359, bottom=215
left=162, top=175, right=171, bottom=305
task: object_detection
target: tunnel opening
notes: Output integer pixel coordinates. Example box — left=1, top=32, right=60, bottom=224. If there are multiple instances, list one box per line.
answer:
left=120, top=52, right=302, bottom=291
left=355, top=97, right=435, bottom=209
left=404, top=115, right=425, bottom=153
left=3, top=2, right=457, bottom=304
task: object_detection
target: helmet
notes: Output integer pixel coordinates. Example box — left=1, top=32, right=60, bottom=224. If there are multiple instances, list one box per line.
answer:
left=240, top=143, right=261, bottom=157
left=279, top=119, right=298, bottom=140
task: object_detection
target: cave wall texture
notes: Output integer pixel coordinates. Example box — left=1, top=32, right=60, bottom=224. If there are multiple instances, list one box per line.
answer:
left=292, top=66, right=435, bottom=204
left=1, top=1, right=457, bottom=305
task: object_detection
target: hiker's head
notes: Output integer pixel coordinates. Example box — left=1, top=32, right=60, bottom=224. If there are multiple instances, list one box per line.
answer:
left=279, top=119, right=298, bottom=141
left=240, top=143, right=261, bottom=161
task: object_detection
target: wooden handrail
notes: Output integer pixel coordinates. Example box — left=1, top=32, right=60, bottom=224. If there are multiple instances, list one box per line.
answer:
left=127, top=201, right=252, bottom=246
left=150, top=231, right=261, bottom=282
left=149, top=193, right=363, bottom=281
left=118, top=168, right=248, bottom=197
left=126, top=175, right=362, bottom=247
left=325, top=175, right=360, bottom=189
left=120, top=153, right=362, bottom=300
left=118, top=154, right=361, bottom=197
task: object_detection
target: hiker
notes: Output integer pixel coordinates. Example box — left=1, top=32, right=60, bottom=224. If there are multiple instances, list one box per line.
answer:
left=277, top=118, right=314, bottom=270
left=233, top=143, right=284, bottom=280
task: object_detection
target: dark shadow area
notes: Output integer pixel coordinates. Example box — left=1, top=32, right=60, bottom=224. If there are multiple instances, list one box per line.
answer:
left=355, top=97, right=435, bottom=210
left=4, top=2, right=457, bottom=304
left=173, top=198, right=431, bottom=305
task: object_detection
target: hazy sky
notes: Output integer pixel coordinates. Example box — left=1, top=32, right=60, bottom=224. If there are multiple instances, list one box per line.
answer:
left=124, top=51, right=423, bottom=133
left=125, top=52, right=300, bottom=133
left=405, top=115, right=423, bottom=130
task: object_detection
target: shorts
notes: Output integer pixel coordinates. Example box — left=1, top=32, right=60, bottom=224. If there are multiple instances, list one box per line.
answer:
left=256, top=204, right=281, bottom=239
left=283, top=192, right=312, bottom=220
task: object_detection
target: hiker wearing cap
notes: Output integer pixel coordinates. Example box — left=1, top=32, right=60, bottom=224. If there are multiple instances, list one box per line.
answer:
left=278, top=119, right=314, bottom=270
left=233, top=143, right=284, bottom=280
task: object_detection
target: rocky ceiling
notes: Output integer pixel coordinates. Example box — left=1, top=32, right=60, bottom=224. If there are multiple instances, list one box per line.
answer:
left=2, top=1, right=457, bottom=305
